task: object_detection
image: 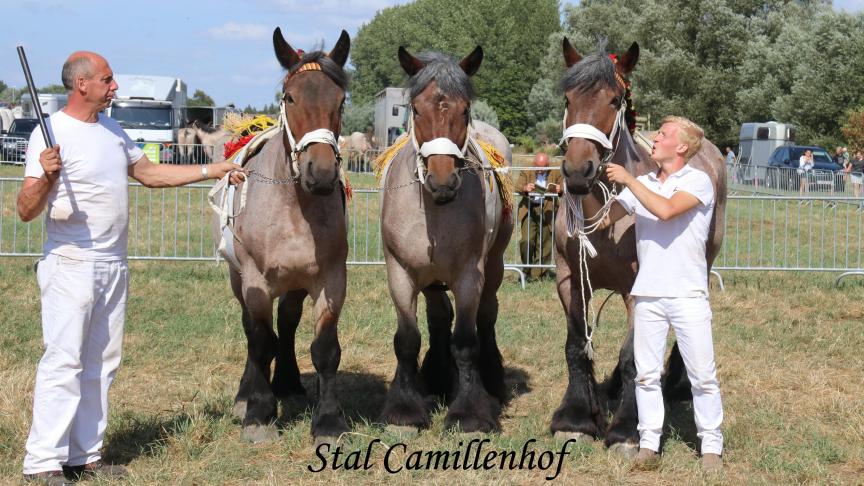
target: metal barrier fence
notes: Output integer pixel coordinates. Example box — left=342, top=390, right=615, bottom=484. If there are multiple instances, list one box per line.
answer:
left=2, top=165, right=863, bottom=285
left=730, top=163, right=864, bottom=198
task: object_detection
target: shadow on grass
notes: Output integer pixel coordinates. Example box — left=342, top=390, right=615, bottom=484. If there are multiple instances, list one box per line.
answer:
left=102, top=397, right=232, bottom=465
left=504, top=365, right=532, bottom=404
left=277, top=371, right=388, bottom=427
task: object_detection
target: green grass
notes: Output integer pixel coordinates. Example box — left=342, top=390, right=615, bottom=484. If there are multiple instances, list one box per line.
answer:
left=1, top=259, right=863, bottom=484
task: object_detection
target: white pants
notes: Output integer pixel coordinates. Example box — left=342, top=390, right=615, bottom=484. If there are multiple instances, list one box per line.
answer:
left=23, top=254, right=128, bottom=474
left=633, top=296, right=723, bottom=455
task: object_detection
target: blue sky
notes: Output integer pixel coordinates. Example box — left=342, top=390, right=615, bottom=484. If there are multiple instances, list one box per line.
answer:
left=2, top=0, right=862, bottom=109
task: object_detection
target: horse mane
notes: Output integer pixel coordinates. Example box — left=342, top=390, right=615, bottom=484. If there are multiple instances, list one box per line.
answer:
left=406, top=52, right=473, bottom=101
left=285, top=51, right=348, bottom=91
left=560, top=40, right=617, bottom=94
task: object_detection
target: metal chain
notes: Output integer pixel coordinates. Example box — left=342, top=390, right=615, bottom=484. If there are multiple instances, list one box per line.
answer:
left=245, top=169, right=299, bottom=185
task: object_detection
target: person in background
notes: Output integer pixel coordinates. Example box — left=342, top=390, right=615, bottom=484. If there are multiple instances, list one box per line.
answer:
left=798, top=149, right=814, bottom=198
left=515, top=152, right=563, bottom=281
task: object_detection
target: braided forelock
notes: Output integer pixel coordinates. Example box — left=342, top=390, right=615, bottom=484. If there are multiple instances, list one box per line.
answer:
left=560, top=39, right=617, bottom=94
left=406, top=51, right=473, bottom=101
left=285, top=50, right=349, bottom=91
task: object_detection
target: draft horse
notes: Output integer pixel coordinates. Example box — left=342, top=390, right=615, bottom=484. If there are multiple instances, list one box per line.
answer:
left=378, top=47, right=514, bottom=432
left=222, top=27, right=351, bottom=444
left=550, top=38, right=727, bottom=454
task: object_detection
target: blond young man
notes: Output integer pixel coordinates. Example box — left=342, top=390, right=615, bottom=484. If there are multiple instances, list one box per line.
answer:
left=596, top=116, right=723, bottom=472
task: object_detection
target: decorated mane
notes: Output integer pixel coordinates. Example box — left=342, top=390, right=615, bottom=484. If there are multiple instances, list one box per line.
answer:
left=283, top=50, right=348, bottom=91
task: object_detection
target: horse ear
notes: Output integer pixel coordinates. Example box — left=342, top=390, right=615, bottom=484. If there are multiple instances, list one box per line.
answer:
left=273, top=27, right=300, bottom=70
left=617, top=42, right=639, bottom=74
left=459, top=46, right=483, bottom=77
left=328, top=30, right=350, bottom=67
left=563, top=37, right=582, bottom=68
left=398, top=46, right=424, bottom=76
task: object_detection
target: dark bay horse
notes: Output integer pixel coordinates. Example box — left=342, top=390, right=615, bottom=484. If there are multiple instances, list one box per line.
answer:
left=550, top=38, right=727, bottom=454
left=378, top=47, right=514, bottom=432
left=222, top=27, right=351, bottom=444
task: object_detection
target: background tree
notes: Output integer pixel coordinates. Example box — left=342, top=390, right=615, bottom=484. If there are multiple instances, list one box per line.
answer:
left=341, top=101, right=375, bottom=134
left=350, top=0, right=560, bottom=139
left=188, top=89, right=215, bottom=107
left=471, top=99, right=500, bottom=129
left=841, top=106, right=864, bottom=152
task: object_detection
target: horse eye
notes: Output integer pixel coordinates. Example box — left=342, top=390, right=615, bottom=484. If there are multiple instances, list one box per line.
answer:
left=285, top=93, right=295, bottom=104
left=412, top=105, right=420, bottom=117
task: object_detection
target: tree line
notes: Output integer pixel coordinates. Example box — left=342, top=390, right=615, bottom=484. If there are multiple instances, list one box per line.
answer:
left=347, top=0, right=864, bottom=150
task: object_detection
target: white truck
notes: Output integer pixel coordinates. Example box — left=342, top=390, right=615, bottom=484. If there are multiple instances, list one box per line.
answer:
left=107, top=75, right=187, bottom=143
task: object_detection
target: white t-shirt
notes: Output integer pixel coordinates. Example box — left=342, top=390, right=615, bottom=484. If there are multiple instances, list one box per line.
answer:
left=24, top=111, right=144, bottom=260
left=616, top=164, right=715, bottom=298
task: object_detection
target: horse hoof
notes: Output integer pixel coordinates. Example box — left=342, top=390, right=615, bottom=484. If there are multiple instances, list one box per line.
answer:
left=232, top=400, right=247, bottom=420
left=553, top=431, right=594, bottom=444
left=609, top=442, right=639, bottom=459
left=386, top=424, right=420, bottom=437
left=241, top=423, right=279, bottom=444
left=313, top=435, right=342, bottom=450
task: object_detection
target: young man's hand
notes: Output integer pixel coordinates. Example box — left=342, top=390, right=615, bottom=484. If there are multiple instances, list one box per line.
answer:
left=605, top=164, right=635, bottom=187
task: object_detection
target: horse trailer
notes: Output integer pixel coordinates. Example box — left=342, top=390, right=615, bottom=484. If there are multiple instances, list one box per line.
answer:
left=738, top=122, right=795, bottom=167
left=374, top=87, right=408, bottom=149
left=20, top=93, right=67, bottom=118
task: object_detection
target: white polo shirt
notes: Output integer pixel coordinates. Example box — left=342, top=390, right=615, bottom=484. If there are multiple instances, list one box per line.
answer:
left=24, top=111, right=144, bottom=260
left=616, top=164, right=715, bottom=298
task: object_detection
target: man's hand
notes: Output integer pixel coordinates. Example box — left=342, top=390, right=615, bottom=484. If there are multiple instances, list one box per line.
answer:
left=40, top=146, right=62, bottom=180
left=605, top=164, right=635, bottom=187
left=523, top=182, right=535, bottom=193
left=206, top=162, right=247, bottom=184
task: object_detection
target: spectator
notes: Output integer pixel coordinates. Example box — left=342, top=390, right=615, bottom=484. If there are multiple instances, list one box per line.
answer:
left=798, top=149, right=814, bottom=199
left=850, top=150, right=864, bottom=203
left=724, top=146, right=737, bottom=183
left=515, top=152, right=562, bottom=281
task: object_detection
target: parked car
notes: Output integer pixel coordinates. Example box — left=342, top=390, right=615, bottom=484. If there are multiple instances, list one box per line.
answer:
left=1, top=118, right=40, bottom=163
left=767, top=145, right=845, bottom=192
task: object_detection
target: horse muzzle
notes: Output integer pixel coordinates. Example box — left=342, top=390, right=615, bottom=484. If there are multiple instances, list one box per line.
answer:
left=300, top=156, right=340, bottom=195
left=561, top=158, right=598, bottom=195
left=424, top=171, right=462, bottom=205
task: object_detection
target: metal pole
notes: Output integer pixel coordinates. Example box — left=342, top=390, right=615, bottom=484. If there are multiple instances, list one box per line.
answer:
left=16, top=46, right=54, bottom=148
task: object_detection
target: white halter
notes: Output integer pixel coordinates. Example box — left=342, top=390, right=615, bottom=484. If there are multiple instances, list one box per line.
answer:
left=279, top=94, right=341, bottom=176
left=408, top=105, right=471, bottom=184
left=560, top=100, right=627, bottom=161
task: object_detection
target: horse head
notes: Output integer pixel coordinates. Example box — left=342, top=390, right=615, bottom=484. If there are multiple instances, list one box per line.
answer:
left=559, top=38, right=639, bottom=195
left=274, top=27, right=350, bottom=195
left=399, top=46, right=483, bottom=205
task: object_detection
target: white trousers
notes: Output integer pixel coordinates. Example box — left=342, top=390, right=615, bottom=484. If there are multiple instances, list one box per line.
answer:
left=23, top=254, right=128, bottom=474
left=633, top=296, right=723, bottom=455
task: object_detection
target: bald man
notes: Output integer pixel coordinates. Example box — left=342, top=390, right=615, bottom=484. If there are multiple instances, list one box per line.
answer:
left=17, top=52, right=242, bottom=484
left=514, top=152, right=563, bottom=281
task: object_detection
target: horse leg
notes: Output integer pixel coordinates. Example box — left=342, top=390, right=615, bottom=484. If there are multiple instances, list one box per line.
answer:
left=229, top=269, right=254, bottom=420
left=662, top=341, right=693, bottom=401
left=381, top=262, right=430, bottom=429
left=476, top=246, right=507, bottom=403
left=420, top=285, right=454, bottom=399
left=239, top=273, right=279, bottom=443
left=272, top=289, right=309, bottom=404
left=308, top=268, right=349, bottom=443
left=444, top=266, right=501, bottom=433
left=550, top=256, right=605, bottom=442
left=605, top=293, right=640, bottom=457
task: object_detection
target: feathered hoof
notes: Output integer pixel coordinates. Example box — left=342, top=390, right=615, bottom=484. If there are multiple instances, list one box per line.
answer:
left=232, top=400, right=247, bottom=420
left=608, top=441, right=639, bottom=459
left=553, top=430, right=594, bottom=444
left=313, top=435, right=342, bottom=450
left=241, top=423, right=279, bottom=444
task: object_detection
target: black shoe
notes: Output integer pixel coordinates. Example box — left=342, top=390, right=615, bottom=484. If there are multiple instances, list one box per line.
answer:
left=22, top=470, right=72, bottom=486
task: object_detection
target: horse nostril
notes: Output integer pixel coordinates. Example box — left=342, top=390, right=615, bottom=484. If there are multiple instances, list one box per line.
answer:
left=583, top=160, right=594, bottom=177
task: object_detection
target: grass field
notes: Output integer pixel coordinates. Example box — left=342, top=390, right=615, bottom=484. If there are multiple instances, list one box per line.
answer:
left=1, top=257, right=863, bottom=485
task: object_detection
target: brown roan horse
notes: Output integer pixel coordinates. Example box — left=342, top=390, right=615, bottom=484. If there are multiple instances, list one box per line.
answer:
left=551, top=38, right=727, bottom=454
left=379, top=46, right=514, bottom=432
left=221, top=27, right=351, bottom=444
